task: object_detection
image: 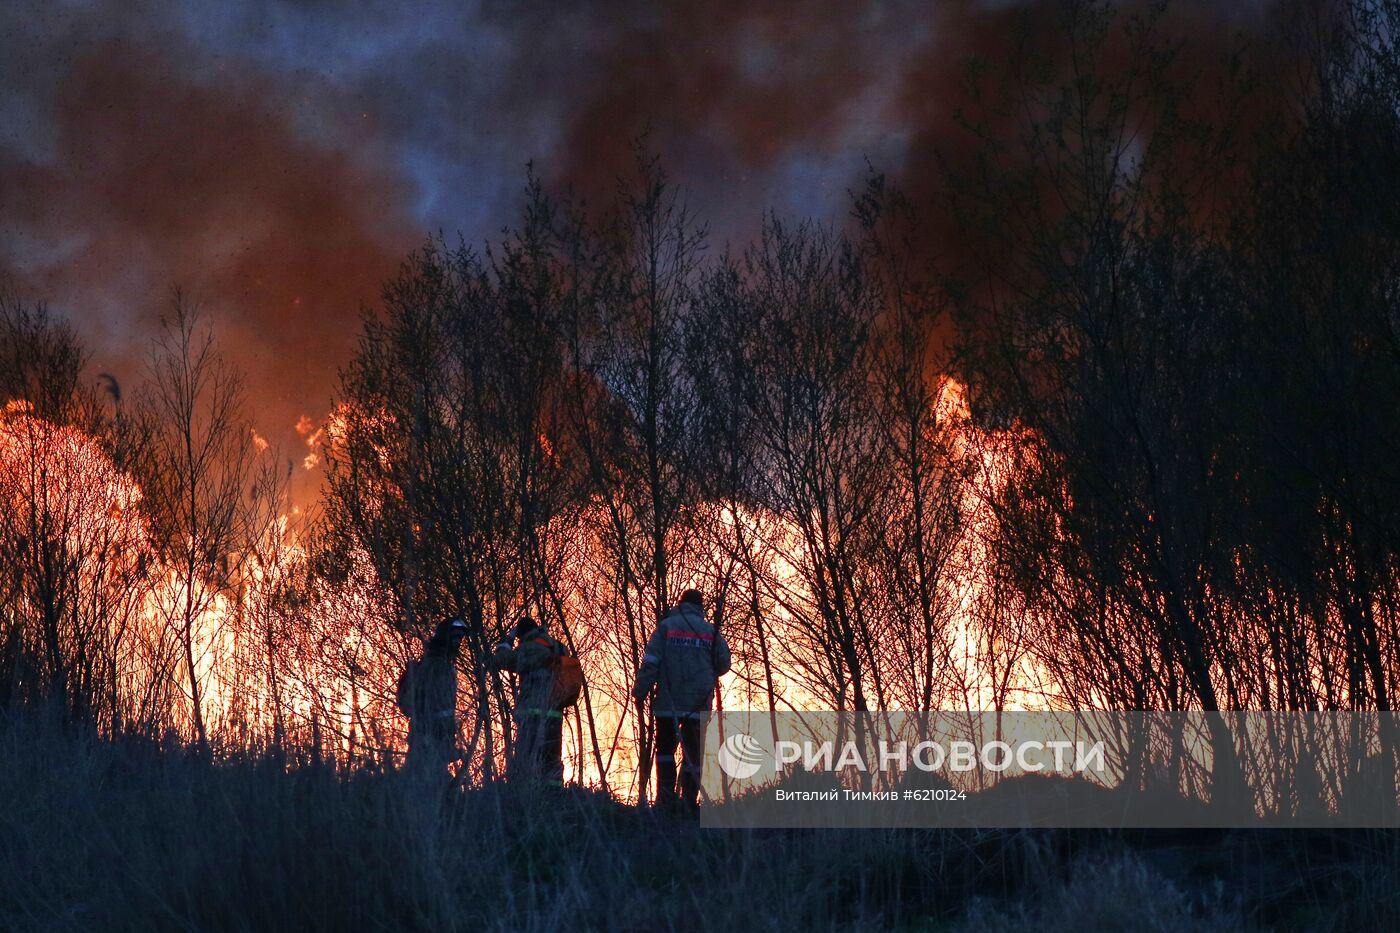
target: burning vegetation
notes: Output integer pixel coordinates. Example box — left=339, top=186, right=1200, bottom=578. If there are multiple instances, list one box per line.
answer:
left=4, top=3, right=1400, bottom=929
left=2, top=1, right=1400, bottom=819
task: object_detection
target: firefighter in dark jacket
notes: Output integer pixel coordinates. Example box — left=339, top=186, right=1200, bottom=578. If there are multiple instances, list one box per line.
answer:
left=632, top=589, right=731, bottom=814
left=402, top=617, right=468, bottom=777
left=493, top=615, right=567, bottom=785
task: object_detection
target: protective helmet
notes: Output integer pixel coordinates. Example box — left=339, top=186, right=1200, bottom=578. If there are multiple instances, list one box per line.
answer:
left=434, top=617, right=469, bottom=640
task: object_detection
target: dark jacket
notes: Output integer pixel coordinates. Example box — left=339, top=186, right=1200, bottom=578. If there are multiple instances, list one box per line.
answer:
left=404, top=649, right=458, bottom=758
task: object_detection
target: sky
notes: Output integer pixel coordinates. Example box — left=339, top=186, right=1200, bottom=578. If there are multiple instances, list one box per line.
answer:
left=0, top=0, right=1282, bottom=474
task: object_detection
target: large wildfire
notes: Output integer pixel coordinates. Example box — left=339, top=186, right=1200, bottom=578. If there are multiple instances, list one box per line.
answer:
left=0, top=372, right=1035, bottom=796
left=4, top=0, right=1398, bottom=818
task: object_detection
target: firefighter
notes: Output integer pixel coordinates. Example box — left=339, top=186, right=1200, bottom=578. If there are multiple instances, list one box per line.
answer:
left=632, top=589, right=731, bottom=815
left=493, top=615, right=568, bottom=786
left=399, top=617, right=468, bottom=779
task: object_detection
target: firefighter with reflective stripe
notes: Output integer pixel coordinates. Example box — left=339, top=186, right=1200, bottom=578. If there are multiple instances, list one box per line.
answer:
left=492, top=615, right=566, bottom=785
left=632, top=589, right=732, bottom=815
left=401, top=617, right=468, bottom=779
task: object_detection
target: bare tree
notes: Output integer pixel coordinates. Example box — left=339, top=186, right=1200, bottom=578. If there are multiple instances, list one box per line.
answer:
left=136, top=295, right=252, bottom=753
left=946, top=0, right=1252, bottom=797
left=558, top=150, right=708, bottom=803
left=0, top=295, right=153, bottom=733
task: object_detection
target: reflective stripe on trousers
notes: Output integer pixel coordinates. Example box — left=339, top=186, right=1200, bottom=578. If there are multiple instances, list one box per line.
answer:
left=655, top=716, right=705, bottom=811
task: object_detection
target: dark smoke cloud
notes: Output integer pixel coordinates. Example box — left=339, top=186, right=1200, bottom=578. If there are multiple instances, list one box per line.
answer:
left=0, top=0, right=1297, bottom=487
left=524, top=1, right=923, bottom=209
left=1, top=4, right=419, bottom=483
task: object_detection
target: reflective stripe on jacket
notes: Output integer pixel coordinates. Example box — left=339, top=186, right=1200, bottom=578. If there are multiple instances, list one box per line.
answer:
left=636, top=603, right=731, bottom=718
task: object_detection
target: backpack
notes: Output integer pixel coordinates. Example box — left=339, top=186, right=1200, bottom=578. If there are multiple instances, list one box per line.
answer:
left=547, top=651, right=583, bottom=710
left=396, top=657, right=421, bottom=715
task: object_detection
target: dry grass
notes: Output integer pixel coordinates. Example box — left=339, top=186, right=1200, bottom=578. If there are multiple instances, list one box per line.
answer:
left=1, top=712, right=1395, bottom=932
